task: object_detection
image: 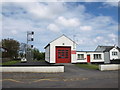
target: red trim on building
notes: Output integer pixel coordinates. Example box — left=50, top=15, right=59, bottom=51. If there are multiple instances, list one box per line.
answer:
left=71, top=50, right=76, bottom=54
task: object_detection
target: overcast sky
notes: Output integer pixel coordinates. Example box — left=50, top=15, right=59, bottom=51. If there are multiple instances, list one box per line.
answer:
left=1, top=0, right=119, bottom=51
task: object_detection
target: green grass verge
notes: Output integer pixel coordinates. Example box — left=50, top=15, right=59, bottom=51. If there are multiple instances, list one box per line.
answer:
left=76, top=63, right=99, bottom=70
left=32, top=59, right=45, bottom=62
left=39, top=60, right=45, bottom=62
left=0, top=60, right=21, bottom=65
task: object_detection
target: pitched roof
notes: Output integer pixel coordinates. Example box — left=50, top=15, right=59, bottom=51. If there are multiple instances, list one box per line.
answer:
left=103, top=46, right=114, bottom=52
left=116, top=47, right=120, bottom=52
left=44, top=34, right=76, bottom=49
left=95, top=45, right=120, bottom=52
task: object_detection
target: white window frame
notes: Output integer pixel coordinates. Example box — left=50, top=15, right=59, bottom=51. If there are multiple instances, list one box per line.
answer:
left=112, top=52, right=118, bottom=56
left=77, top=54, right=84, bottom=60
left=93, top=54, right=102, bottom=60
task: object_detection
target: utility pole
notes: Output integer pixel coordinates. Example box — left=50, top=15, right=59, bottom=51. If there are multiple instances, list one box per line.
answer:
left=26, top=31, right=34, bottom=62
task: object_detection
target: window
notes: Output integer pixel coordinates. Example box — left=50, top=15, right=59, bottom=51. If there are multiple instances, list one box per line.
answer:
left=94, top=54, right=102, bottom=59
left=78, top=54, right=84, bottom=60
left=57, top=49, right=69, bottom=59
left=112, top=52, right=117, bottom=56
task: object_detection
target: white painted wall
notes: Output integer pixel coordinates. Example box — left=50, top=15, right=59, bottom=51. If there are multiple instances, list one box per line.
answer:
left=45, top=45, right=50, bottom=62
left=76, top=52, right=104, bottom=63
left=76, top=52, right=87, bottom=63
left=88, top=52, right=104, bottom=62
left=110, top=48, right=120, bottom=60
left=49, top=35, right=76, bottom=63
left=99, top=64, right=120, bottom=71
left=1, top=66, right=64, bottom=72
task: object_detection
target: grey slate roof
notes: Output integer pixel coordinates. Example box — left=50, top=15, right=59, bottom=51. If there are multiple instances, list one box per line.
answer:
left=95, top=45, right=120, bottom=52
left=116, top=47, right=120, bottom=52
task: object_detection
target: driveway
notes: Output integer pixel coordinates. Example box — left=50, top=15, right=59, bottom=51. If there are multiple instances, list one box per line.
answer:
left=2, top=64, right=118, bottom=88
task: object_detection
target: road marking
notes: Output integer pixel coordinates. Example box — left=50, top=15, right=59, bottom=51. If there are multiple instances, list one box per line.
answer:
left=63, top=78, right=88, bottom=82
left=33, top=79, right=59, bottom=82
left=82, top=78, right=88, bottom=80
left=1, top=77, right=88, bottom=83
left=2, top=79, right=24, bottom=83
left=63, top=79, right=67, bottom=81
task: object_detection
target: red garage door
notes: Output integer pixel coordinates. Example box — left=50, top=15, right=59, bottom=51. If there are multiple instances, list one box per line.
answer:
left=56, top=47, right=71, bottom=63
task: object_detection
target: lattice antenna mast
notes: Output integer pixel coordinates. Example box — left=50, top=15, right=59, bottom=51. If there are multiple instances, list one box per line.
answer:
left=26, top=31, right=34, bottom=61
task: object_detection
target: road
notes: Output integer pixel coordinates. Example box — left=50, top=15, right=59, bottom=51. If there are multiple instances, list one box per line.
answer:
left=1, top=64, right=119, bottom=88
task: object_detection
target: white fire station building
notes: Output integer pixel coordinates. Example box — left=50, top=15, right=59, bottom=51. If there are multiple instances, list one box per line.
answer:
left=44, top=34, right=77, bottom=63
left=44, top=34, right=120, bottom=64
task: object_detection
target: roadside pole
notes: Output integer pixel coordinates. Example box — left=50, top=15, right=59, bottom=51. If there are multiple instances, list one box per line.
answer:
left=26, top=31, right=34, bottom=62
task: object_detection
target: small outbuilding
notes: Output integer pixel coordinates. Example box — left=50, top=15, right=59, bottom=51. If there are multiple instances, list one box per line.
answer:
left=44, top=34, right=77, bottom=63
left=95, top=45, right=120, bottom=63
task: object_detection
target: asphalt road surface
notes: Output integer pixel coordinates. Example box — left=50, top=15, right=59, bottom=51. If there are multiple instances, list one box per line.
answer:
left=1, top=64, right=119, bottom=88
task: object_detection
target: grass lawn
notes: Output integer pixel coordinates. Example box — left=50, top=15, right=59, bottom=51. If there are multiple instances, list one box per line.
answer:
left=39, top=60, right=45, bottom=62
left=76, top=63, right=99, bottom=70
left=32, top=59, right=45, bottom=62
left=0, top=60, right=21, bottom=65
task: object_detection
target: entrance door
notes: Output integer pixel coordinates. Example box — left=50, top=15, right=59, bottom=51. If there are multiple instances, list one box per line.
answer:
left=87, top=55, right=90, bottom=63
left=56, top=47, right=71, bottom=63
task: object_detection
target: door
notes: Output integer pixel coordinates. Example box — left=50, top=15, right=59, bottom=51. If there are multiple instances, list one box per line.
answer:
left=87, top=55, right=90, bottom=63
left=56, top=47, right=71, bottom=63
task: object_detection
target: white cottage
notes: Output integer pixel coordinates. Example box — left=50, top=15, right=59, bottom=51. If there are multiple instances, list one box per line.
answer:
left=76, top=45, right=120, bottom=64
left=76, top=51, right=104, bottom=63
left=95, top=45, right=120, bottom=63
left=44, top=34, right=77, bottom=63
